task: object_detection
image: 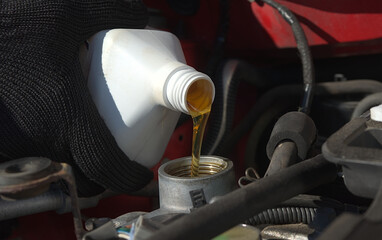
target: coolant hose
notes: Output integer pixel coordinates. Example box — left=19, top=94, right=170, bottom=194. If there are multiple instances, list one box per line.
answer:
left=260, top=0, right=315, bottom=114
left=265, top=141, right=299, bottom=176
left=147, top=154, right=337, bottom=240
left=243, top=97, right=299, bottom=171
left=351, top=92, right=382, bottom=119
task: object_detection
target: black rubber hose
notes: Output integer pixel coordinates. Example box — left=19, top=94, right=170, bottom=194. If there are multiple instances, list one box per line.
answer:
left=202, top=61, right=241, bottom=155
left=314, top=80, right=382, bottom=95
left=146, top=155, right=337, bottom=240
left=265, top=141, right=299, bottom=176
left=243, top=97, right=299, bottom=172
left=260, top=0, right=314, bottom=114
left=218, top=80, right=382, bottom=157
left=203, top=60, right=268, bottom=155
left=246, top=207, right=317, bottom=225
left=218, top=84, right=300, bottom=156
left=351, top=92, right=382, bottom=119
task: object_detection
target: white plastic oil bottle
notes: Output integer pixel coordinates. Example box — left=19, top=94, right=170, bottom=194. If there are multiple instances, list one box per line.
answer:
left=82, top=29, right=215, bottom=168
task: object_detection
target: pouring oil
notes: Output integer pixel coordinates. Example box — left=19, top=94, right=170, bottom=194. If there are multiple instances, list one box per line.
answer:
left=186, top=80, right=213, bottom=177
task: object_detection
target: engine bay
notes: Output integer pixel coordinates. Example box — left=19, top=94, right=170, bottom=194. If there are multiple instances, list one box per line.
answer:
left=2, top=0, right=382, bottom=239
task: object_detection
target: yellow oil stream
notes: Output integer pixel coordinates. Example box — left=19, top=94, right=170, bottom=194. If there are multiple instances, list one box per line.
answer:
left=186, top=80, right=213, bottom=177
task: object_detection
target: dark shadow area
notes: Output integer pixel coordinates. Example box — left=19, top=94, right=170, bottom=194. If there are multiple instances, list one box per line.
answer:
left=349, top=129, right=382, bottom=149
left=225, top=0, right=277, bottom=55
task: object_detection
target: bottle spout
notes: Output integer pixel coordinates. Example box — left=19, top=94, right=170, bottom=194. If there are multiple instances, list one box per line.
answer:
left=165, top=66, right=215, bottom=115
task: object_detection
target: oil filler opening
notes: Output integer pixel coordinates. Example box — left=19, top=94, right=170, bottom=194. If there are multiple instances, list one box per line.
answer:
left=163, top=156, right=228, bottom=178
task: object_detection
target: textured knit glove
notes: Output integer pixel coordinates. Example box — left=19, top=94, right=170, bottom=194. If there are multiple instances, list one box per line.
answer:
left=0, top=0, right=153, bottom=197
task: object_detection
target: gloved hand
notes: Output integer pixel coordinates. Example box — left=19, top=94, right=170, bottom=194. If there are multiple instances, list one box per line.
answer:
left=0, top=0, right=153, bottom=197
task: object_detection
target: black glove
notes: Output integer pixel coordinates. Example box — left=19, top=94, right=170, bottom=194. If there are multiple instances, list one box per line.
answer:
left=0, top=0, right=153, bottom=197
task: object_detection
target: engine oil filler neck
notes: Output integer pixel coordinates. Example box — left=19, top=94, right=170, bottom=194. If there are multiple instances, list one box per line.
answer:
left=158, top=156, right=236, bottom=213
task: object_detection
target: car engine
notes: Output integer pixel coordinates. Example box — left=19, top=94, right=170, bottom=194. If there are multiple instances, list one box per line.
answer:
left=1, top=0, right=382, bottom=239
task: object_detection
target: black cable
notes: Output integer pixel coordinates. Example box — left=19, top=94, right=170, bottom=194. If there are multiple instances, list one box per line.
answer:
left=147, top=155, right=337, bottom=240
left=259, top=0, right=315, bottom=114
left=203, top=60, right=268, bottom=155
left=202, top=61, right=240, bottom=155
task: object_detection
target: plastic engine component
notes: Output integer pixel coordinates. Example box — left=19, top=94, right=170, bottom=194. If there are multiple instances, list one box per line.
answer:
left=322, top=112, right=382, bottom=198
left=370, top=104, right=382, bottom=122
left=267, top=111, right=316, bottom=160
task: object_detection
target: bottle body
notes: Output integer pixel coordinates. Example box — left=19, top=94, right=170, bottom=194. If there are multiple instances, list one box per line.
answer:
left=84, top=29, right=214, bottom=168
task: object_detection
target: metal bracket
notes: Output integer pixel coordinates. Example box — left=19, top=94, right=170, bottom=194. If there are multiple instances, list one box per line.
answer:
left=0, top=158, right=84, bottom=240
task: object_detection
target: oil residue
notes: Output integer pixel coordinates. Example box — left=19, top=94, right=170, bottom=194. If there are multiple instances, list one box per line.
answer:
left=166, top=161, right=227, bottom=177
left=186, top=80, right=213, bottom=177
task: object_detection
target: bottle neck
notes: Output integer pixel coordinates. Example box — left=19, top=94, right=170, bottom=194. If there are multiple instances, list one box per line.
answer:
left=165, top=66, right=215, bottom=114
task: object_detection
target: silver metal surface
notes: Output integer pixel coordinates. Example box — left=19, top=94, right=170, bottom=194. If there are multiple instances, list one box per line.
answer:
left=212, top=224, right=261, bottom=240
left=261, top=224, right=316, bottom=240
left=158, top=155, right=236, bottom=213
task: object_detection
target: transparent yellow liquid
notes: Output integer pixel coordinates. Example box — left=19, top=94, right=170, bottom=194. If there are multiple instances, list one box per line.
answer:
left=186, top=80, right=213, bottom=177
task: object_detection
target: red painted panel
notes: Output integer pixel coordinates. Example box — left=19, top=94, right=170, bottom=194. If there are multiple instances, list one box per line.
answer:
left=250, top=0, right=382, bottom=47
left=145, top=0, right=382, bottom=57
